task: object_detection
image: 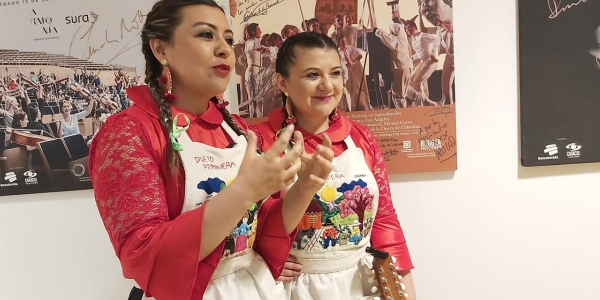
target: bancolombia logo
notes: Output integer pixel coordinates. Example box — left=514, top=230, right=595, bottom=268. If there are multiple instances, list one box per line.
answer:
left=65, top=11, right=97, bottom=24
left=31, top=9, right=58, bottom=38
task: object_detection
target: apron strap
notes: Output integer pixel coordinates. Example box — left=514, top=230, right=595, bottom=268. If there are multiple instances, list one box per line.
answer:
left=220, top=120, right=239, bottom=140
left=343, top=134, right=357, bottom=149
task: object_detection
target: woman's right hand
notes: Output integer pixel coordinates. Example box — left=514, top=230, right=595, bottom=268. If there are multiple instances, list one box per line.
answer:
left=236, top=124, right=304, bottom=203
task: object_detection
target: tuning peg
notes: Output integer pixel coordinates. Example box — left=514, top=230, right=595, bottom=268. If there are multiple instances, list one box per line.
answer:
left=373, top=297, right=381, bottom=300
left=381, top=277, right=387, bottom=283
left=392, top=256, right=397, bottom=263
left=368, top=277, right=375, bottom=283
left=371, top=286, right=378, bottom=293
left=400, top=283, right=406, bottom=290
left=365, top=267, right=372, bottom=274
left=389, top=263, right=395, bottom=268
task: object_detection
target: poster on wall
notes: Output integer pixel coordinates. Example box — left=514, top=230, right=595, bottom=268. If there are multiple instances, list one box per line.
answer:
left=0, top=0, right=157, bottom=196
left=231, top=0, right=457, bottom=174
left=518, top=1, right=600, bottom=166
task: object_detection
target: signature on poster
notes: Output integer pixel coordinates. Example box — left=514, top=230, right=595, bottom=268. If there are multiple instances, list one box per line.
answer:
left=245, top=67, right=277, bottom=102
left=382, top=149, right=399, bottom=161
left=425, top=104, right=454, bottom=118
left=547, top=0, right=590, bottom=19
left=237, top=0, right=287, bottom=23
left=418, top=118, right=456, bottom=163
left=68, top=10, right=147, bottom=63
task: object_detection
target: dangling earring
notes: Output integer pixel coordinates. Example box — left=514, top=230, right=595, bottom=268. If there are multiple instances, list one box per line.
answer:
left=160, top=59, right=177, bottom=103
left=329, top=108, right=341, bottom=123
left=285, top=96, right=297, bottom=125
left=215, top=93, right=229, bottom=109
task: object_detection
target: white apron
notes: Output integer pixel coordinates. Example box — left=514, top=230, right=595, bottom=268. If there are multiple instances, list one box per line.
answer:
left=283, top=135, right=380, bottom=300
left=138, top=118, right=284, bottom=300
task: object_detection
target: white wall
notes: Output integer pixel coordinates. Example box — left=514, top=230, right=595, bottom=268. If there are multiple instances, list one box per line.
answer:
left=2, top=1, right=600, bottom=300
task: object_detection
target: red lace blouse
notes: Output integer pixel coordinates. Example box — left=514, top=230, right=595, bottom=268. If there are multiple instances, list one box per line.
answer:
left=89, top=86, right=294, bottom=300
left=249, top=107, right=414, bottom=271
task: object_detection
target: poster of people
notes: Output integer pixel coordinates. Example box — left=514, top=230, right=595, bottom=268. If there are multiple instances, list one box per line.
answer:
left=518, top=1, right=600, bottom=166
left=0, top=0, right=455, bottom=196
left=229, top=0, right=457, bottom=174
left=0, top=0, right=156, bottom=196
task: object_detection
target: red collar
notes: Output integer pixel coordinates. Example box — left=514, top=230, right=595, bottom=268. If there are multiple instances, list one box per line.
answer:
left=126, top=85, right=223, bottom=126
left=267, top=107, right=351, bottom=143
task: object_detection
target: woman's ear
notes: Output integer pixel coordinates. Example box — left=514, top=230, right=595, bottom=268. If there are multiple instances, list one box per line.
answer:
left=276, top=73, right=288, bottom=94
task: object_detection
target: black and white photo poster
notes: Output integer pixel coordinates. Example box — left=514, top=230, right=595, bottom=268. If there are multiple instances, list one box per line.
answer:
left=518, top=0, right=600, bottom=166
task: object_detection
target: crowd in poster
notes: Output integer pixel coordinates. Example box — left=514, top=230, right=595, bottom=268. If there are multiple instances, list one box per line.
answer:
left=0, top=0, right=153, bottom=195
left=231, top=0, right=457, bottom=174
left=518, top=1, right=600, bottom=167
left=0, top=0, right=457, bottom=196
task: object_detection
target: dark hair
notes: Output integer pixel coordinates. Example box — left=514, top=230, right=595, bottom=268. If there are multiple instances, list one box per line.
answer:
left=246, top=23, right=259, bottom=39
left=275, top=32, right=339, bottom=128
left=12, top=111, right=27, bottom=129
left=140, top=0, right=246, bottom=171
left=405, top=20, right=417, bottom=29
left=269, top=33, right=282, bottom=44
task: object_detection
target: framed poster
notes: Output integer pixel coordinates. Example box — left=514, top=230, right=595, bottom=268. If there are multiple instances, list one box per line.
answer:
left=0, top=0, right=159, bottom=196
left=231, top=0, right=457, bottom=174
left=518, top=0, right=600, bottom=166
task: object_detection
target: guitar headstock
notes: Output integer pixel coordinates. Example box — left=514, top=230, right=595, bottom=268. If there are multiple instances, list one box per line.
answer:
left=365, top=247, right=408, bottom=300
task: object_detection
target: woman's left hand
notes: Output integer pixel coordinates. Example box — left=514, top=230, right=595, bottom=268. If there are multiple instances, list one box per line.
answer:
left=294, top=133, right=334, bottom=194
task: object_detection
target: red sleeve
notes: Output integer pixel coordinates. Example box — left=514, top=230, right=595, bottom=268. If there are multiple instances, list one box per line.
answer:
left=254, top=197, right=297, bottom=278
left=89, top=113, right=213, bottom=300
left=362, top=127, right=414, bottom=271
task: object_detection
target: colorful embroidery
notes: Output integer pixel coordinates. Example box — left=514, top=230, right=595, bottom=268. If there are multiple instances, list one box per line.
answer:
left=292, top=179, right=376, bottom=251
left=196, top=177, right=260, bottom=258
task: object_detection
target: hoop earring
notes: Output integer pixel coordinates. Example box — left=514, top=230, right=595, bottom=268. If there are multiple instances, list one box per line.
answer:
left=160, top=59, right=177, bottom=102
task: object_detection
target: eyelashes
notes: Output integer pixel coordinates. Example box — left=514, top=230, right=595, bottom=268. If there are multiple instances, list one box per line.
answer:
left=306, top=70, right=343, bottom=78
left=197, top=31, right=234, bottom=46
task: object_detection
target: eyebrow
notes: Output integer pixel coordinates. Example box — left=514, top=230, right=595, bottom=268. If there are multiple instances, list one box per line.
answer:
left=193, top=21, right=234, bottom=35
left=302, top=66, right=343, bottom=73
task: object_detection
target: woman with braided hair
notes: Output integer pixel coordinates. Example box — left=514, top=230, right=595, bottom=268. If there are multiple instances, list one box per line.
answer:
left=88, top=1, right=334, bottom=299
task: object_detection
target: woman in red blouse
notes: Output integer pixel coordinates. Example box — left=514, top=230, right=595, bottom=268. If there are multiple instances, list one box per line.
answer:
left=89, top=1, right=333, bottom=299
left=249, top=32, right=417, bottom=299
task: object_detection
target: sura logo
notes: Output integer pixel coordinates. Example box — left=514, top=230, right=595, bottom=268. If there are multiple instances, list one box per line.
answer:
left=566, top=143, right=581, bottom=158
left=65, top=11, right=98, bottom=25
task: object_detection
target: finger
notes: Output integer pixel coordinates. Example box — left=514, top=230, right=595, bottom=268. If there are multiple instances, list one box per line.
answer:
left=284, top=261, right=304, bottom=272
left=287, top=254, right=298, bottom=262
left=265, top=125, right=294, bottom=158
left=244, top=131, right=259, bottom=158
left=314, top=144, right=335, bottom=162
left=315, top=155, right=333, bottom=179
left=279, top=138, right=303, bottom=166
left=320, top=133, right=332, bottom=149
left=293, top=131, right=305, bottom=154
left=285, top=156, right=301, bottom=171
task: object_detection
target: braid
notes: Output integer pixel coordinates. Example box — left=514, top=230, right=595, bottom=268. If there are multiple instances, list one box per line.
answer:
left=280, top=93, right=289, bottom=130
left=142, top=42, right=180, bottom=173
left=209, top=97, right=247, bottom=138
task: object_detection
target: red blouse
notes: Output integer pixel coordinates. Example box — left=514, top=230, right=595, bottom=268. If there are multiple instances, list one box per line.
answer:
left=89, top=86, right=295, bottom=300
left=249, top=107, right=414, bottom=271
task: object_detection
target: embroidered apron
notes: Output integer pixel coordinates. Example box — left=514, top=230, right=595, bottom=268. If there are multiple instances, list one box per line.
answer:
left=137, top=118, right=284, bottom=300
left=284, top=135, right=380, bottom=300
